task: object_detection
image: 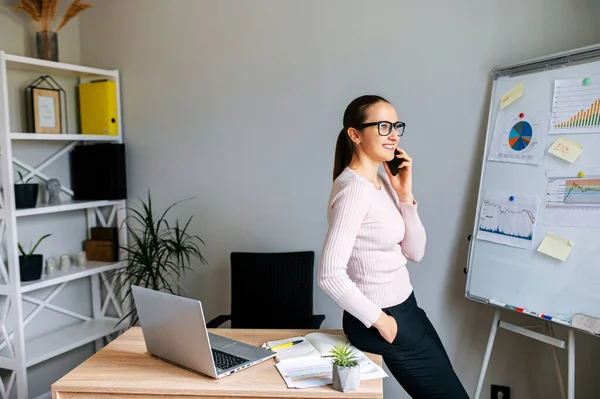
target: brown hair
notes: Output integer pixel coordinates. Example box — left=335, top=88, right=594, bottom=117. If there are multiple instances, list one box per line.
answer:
left=333, top=95, right=390, bottom=181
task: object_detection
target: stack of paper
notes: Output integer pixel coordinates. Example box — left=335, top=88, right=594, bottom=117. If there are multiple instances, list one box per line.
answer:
left=273, top=349, right=387, bottom=389
left=263, top=332, right=387, bottom=389
left=275, top=358, right=333, bottom=389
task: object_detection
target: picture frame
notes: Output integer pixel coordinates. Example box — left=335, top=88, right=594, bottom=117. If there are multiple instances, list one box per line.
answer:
left=31, top=87, right=61, bottom=133
left=26, top=75, right=68, bottom=134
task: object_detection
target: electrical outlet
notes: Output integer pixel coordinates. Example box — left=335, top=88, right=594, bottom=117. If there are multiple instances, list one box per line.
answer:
left=491, top=384, right=510, bottom=399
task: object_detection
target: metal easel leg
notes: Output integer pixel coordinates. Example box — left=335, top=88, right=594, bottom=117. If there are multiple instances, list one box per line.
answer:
left=546, top=322, right=566, bottom=399
left=568, top=328, right=575, bottom=399
left=474, top=310, right=500, bottom=399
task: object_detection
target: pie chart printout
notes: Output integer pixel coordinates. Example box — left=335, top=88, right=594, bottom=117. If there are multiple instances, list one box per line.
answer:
left=508, top=121, right=532, bottom=151
left=488, top=111, right=548, bottom=166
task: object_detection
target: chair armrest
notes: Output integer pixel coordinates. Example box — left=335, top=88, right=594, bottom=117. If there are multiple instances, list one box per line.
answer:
left=206, top=314, right=231, bottom=328
left=309, top=314, right=326, bottom=329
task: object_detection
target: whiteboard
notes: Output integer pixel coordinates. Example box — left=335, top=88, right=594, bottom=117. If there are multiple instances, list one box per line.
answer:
left=465, top=44, right=600, bottom=330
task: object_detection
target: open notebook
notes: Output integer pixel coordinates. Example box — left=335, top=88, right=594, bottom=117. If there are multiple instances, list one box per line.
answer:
left=263, top=332, right=355, bottom=363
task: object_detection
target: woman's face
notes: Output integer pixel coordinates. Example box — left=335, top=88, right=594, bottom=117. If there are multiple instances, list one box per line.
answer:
left=349, top=101, right=401, bottom=162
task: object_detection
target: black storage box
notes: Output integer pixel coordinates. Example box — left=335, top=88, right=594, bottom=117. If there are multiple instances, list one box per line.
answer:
left=70, top=143, right=127, bottom=200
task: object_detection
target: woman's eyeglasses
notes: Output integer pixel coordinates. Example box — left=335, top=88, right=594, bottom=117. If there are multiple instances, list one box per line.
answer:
left=354, top=121, right=405, bottom=137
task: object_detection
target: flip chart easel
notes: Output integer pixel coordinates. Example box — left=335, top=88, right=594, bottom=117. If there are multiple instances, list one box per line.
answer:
left=464, top=43, right=600, bottom=399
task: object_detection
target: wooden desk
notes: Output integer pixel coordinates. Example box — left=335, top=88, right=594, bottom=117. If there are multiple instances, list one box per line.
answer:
left=52, top=327, right=384, bottom=399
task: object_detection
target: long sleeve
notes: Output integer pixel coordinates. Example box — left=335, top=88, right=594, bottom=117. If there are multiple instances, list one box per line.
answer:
left=318, top=180, right=383, bottom=328
left=398, top=201, right=426, bottom=262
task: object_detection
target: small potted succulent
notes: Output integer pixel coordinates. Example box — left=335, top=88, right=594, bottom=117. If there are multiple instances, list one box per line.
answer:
left=330, top=342, right=360, bottom=392
left=14, top=171, right=39, bottom=209
left=18, top=234, right=51, bottom=281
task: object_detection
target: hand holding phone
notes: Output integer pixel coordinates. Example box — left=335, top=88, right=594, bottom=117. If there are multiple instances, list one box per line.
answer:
left=385, top=148, right=405, bottom=176
left=384, top=148, right=414, bottom=203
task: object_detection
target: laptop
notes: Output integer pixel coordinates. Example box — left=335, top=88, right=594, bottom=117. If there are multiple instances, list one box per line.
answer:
left=131, top=285, right=276, bottom=378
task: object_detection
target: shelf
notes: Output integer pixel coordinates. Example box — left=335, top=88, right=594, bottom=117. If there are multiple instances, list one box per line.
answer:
left=26, top=317, right=123, bottom=367
left=16, top=199, right=124, bottom=217
left=10, top=133, right=121, bottom=142
left=4, top=53, right=118, bottom=78
left=1, top=50, right=127, bottom=399
left=21, top=261, right=123, bottom=293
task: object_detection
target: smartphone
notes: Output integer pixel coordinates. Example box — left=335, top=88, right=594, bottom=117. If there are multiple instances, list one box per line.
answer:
left=386, top=148, right=405, bottom=176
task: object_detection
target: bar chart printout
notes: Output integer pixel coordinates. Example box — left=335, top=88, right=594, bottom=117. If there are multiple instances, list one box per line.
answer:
left=550, top=75, right=600, bottom=134
left=476, top=192, right=540, bottom=250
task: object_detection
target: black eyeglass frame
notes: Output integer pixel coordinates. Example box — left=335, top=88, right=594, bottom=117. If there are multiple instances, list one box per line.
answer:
left=353, top=121, right=405, bottom=136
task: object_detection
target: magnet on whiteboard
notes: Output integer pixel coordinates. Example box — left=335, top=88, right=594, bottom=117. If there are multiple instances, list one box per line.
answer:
left=519, top=113, right=524, bottom=118
left=578, top=171, right=585, bottom=178
left=509, top=196, right=515, bottom=201
left=583, top=77, right=591, bottom=86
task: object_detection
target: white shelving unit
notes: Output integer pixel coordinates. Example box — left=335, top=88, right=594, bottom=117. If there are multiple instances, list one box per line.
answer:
left=0, top=51, right=130, bottom=399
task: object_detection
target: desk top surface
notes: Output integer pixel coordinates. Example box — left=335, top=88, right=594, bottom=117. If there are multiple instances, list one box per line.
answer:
left=52, top=327, right=384, bottom=398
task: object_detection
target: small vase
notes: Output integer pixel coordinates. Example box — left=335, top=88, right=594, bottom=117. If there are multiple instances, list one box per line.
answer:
left=59, top=254, right=71, bottom=271
left=36, top=31, right=58, bottom=62
left=331, top=364, right=360, bottom=392
left=45, top=257, right=57, bottom=275
left=76, top=251, right=87, bottom=267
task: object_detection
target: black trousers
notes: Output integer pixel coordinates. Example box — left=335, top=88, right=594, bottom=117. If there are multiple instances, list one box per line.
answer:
left=343, top=292, right=469, bottom=399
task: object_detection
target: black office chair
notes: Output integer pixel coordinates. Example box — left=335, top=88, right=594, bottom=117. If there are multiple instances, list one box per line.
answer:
left=206, top=251, right=326, bottom=329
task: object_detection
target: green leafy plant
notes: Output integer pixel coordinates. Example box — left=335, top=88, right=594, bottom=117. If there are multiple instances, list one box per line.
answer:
left=15, top=170, right=34, bottom=184
left=111, top=191, right=207, bottom=327
left=330, top=342, right=358, bottom=368
left=18, top=233, right=51, bottom=257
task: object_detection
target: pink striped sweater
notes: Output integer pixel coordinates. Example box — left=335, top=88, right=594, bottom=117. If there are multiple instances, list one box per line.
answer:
left=318, top=167, right=427, bottom=328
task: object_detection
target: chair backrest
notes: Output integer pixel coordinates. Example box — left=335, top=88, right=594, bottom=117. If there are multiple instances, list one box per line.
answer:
left=229, top=251, right=315, bottom=328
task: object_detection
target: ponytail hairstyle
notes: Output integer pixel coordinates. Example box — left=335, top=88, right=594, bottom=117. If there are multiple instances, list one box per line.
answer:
left=333, top=94, right=390, bottom=181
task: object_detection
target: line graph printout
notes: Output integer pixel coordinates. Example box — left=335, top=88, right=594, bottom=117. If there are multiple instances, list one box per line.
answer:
left=550, top=75, right=600, bottom=134
left=488, top=112, right=549, bottom=165
left=545, top=168, right=600, bottom=227
left=476, top=192, right=540, bottom=250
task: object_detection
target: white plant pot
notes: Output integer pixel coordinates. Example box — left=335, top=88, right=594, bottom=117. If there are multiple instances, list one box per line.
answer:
left=332, top=364, right=360, bottom=392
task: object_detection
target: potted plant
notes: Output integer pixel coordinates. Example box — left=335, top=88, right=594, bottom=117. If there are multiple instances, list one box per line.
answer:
left=11, top=0, right=92, bottom=62
left=111, top=191, right=207, bottom=327
left=18, top=234, right=51, bottom=282
left=330, top=342, right=360, bottom=392
left=14, top=171, right=39, bottom=209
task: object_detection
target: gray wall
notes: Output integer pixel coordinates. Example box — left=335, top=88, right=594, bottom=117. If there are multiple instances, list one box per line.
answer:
left=1, top=0, right=597, bottom=398
left=78, top=1, right=600, bottom=398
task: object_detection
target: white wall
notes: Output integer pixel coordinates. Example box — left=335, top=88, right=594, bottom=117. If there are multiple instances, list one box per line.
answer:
left=76, top=1, right=600, bottom=398
left=0, top=2, right=96, bottom=398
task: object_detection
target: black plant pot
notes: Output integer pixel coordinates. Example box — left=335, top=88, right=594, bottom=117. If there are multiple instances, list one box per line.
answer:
left=19, top=254, right=43, bottom=282
left=14, top=183, right=38, bottom=209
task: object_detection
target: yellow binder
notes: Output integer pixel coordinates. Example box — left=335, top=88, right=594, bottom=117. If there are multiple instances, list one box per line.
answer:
left=78, top=80, right=118, bottom=135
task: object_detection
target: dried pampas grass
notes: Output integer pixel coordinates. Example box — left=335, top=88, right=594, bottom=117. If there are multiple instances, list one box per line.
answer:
left=12, top=0, right=91, bottom=32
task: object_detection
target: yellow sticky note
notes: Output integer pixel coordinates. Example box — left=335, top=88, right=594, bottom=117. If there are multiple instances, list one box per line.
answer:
left=537, top=234, right=573, bottom=261
left=500, top=82, right=524, bottom=109
left=548, top=136, right=584, bottom=163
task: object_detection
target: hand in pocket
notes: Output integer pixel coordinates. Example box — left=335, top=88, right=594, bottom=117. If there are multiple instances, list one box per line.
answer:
left=374, top=312, right=398, bottom=344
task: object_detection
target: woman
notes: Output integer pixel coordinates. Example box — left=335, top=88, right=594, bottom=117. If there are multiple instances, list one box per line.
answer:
left=318, top=95, right=468, bottom=398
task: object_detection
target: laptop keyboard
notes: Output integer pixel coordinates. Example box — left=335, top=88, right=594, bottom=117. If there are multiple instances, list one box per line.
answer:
left=211, top=348, right=248, bottom=370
